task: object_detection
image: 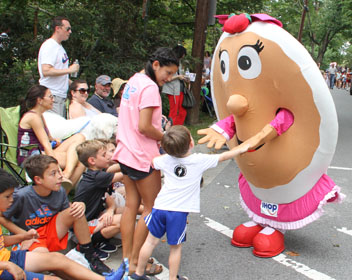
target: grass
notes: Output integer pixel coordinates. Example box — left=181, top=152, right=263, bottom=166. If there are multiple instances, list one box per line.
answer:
left=185, top=111, right=217, bottom=143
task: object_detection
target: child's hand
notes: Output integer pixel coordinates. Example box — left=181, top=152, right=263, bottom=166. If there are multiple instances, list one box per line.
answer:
left=25, top=229, right=39, bottom=240
left=237, top=143, right=250, bottom=155
left=98, top=211, right=114, bottom=227
left=20, top=238, right=39, bottom=251
left=70, top=202, right=86, bottom=219
left=6, top=262, right=25, bottom=280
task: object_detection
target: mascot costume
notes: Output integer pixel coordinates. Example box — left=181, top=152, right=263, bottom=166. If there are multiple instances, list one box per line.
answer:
left=198, top=13, right=345, bottom=258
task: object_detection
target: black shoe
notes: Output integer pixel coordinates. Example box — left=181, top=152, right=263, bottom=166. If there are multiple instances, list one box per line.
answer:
left=95, top=247, right=110, bottom=261
left=114, top=238, right=123, bottom=248
left=96, top=241, right=117, bottom=253
left=84, top=251, right=112, bottom=275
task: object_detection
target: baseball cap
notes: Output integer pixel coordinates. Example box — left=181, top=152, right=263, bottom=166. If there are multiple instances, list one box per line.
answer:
left=96, top=75, right=112, bottom=85
left=111, top=78, right=128, bottom=98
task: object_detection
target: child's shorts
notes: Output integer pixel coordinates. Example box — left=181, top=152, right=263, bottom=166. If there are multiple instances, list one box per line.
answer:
left=119, top=162, right=154, bottom=180
left=145, top=209, right=188, bottom=245
left=28, top=214, right=68, bottom=252
left=0, top=250, right=44, bottom=280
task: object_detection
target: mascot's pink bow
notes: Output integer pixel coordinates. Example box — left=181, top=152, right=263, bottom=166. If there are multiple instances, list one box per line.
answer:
left=215, top=13, right=283, bottom=34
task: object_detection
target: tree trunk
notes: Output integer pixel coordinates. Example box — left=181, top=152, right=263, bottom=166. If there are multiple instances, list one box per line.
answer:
left=186, top=0, right=210, bottom=125
left=316, top=32, right=331, bottom=65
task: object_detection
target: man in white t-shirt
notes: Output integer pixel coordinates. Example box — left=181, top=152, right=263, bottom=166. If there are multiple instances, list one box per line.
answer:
left=38, top=16, right=79, bottom=117
left=131, top=125, right=249, bottom=280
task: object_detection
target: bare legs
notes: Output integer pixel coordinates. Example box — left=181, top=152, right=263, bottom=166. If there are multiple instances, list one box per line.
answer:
left=25, top=251, right=105, bottom=280
left=54, top=133, right=85, bottom=183
left=120, top=170, right=161, bottom=273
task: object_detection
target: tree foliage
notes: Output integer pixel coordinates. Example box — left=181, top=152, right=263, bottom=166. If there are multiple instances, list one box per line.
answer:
left=1, top=0, right=352, bottom=113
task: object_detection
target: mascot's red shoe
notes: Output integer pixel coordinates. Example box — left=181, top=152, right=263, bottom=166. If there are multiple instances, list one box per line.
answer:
left=252, top=227, right=285, bottom=258
left=231, top=222, right=263, bottom=247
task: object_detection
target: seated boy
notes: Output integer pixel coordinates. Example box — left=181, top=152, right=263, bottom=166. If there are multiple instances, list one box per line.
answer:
left=131, top=125, right=249, bottom=280
left=0, top=168, right=125, bottom=280
left=75, top=140, right=123, bottom=260
left=1, top=155, right=112, bottom=275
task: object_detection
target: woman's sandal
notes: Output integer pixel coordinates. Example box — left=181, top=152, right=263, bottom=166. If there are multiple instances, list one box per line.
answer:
left=177, top=275, right=189, bottom=280
left=145, top=263, right=163, bottom=276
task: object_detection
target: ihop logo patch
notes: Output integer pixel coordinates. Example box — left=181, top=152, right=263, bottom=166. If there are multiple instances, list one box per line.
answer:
left=260, top=201, right=279, bottom=217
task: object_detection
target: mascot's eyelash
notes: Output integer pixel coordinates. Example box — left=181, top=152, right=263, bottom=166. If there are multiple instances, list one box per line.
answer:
left=252, top=40, right=264, bottom=53
left=219, top=48, right=224, bottom=59
left=241, top=40, right=264, bottom=54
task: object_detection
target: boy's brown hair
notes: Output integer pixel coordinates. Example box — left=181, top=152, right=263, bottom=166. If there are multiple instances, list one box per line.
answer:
left=76, top=140, right=106, bottom=167
left=23, top=155, right=58, bottom=181
left=97, top=138, right=116, bottom=147
left=161, top=125, right=191, bottom=158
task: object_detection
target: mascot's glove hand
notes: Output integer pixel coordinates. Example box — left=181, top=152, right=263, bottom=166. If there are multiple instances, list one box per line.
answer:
left=197, top=128, right=226, bottom=149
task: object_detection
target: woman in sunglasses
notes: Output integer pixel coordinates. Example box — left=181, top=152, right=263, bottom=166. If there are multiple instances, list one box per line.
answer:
left=68, top=79, right=101, bottom=119
left=18, top=84, right=86, bottom=193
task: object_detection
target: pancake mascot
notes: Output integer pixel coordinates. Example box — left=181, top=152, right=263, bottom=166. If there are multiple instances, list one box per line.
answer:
left=198, top=13, right=345, bottom=258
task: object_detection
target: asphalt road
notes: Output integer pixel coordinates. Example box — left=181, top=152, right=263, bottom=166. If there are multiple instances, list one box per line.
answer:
left=106, top=87, right=352, bottom=280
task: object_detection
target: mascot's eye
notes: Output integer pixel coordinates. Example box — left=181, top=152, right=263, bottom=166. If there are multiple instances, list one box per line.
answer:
left=219, top=50, right=230, bottom=82
left=237, top=46, right=262, bottom=79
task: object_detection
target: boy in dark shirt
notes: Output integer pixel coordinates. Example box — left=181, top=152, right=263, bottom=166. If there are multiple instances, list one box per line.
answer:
left=75, top=140, right=122, bottom=260
left=0, top=167, right=127, bottom=280
left=1, top=155, right=114, bottom=275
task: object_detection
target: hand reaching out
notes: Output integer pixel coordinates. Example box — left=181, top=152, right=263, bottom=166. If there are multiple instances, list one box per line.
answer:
left=197, top=128, right=226, bottom=150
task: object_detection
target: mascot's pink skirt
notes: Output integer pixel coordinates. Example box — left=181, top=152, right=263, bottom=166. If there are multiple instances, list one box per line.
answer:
left=239, top=173, right=345, bottom=230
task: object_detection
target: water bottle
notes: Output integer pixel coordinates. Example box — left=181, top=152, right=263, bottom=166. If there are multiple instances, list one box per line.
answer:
left=20, top=132, right=30, bottom=157
left=185, top=67, right=190, bottom=78
left=71, top=59, right=79, bottom=78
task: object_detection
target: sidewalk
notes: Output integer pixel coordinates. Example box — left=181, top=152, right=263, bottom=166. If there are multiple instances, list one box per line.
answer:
left=104, top=143, right=229, bottom=278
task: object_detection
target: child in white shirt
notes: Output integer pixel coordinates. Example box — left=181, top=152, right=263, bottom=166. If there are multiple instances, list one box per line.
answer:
left=131, top=125, right=249, bottom=280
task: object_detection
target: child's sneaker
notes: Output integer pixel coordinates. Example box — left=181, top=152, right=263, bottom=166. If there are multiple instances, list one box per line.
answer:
left=95, top=247, right=110, bottom=261
left=78, top=245, right=112, bottom=275
left=96, top=241, right=118, bottom=253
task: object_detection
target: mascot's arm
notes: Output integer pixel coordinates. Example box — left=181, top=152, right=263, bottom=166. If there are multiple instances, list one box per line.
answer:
left=243, top=109, right=294, bottom=150
left=197, top=115, right=236, bottom=149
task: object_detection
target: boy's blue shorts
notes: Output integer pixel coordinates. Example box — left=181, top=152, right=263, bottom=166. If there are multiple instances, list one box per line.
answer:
left=145, top=208, right=188, bottom=245
left=0, top=250, right=44, bottom=280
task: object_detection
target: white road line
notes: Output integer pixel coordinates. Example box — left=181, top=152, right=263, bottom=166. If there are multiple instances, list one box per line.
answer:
left=336, top=227, right=352, bottom=236
left=203, top=217, right=335, bottom=280
left=328, top=166, right=352, bottom=171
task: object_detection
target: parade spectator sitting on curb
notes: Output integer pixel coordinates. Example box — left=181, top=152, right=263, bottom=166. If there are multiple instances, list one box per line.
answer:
left=18, top=84, right=86, bottom=192
left=101, top=139, right=144, bottom=215
left=74, top=140, right=123, bottom=261
left=0, top=155, right=112, bottom=275
left=0, top=168, right=127, bottom=280
left=68, top=79, right=101, bottom=119
left=88, top=75, right=118, bottom=117
left=131, top=125, right=249, bottom=280
left=111, top=78, right=128, bottom=115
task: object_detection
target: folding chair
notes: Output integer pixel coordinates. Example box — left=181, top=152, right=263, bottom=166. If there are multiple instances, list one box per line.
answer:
left=0, top=106, right=38, bottom=186
left=200, top=86, right=215, bottom=117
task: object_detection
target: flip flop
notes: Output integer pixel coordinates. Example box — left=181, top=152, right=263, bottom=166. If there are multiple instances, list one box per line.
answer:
left=177, top=276, right=189, bottom=280
left=61, top=177, right=73, bottom=192
left=130, top=273, right=150, bottom=280
left=145, top=263, right=163, bottom=276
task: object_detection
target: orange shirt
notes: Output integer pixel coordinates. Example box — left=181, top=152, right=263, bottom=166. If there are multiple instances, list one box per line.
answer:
left=0, top=226, right=11, bottom=275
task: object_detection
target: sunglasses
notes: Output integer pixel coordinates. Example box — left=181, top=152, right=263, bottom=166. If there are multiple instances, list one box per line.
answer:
left=76, top=88, right=89, bottom=94
left=62, top=26, right=72, bottom=32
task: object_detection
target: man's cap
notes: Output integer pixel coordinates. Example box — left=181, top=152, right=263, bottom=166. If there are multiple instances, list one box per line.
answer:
left=96, top=75, right=112, bottom=85
left=111, top=78, right=128, bottom=97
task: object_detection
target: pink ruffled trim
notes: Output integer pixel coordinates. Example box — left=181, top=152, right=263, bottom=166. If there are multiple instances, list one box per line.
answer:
left=238, top=175, right=345, bottom=230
